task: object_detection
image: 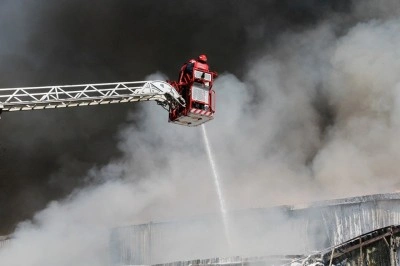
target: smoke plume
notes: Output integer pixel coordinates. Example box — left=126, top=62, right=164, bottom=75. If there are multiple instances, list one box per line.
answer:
left=1, top=0, right=400, bottom=265
left=0, top=0, right=350, bottom=234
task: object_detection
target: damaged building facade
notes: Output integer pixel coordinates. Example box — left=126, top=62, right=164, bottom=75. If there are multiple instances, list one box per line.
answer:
left=110, top=193, right=400, bottom=265
left=1, top=193, right=400, bottom=265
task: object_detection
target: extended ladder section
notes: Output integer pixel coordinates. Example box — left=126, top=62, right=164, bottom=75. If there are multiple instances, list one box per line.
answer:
left=0, top=80, right=185, bottom=114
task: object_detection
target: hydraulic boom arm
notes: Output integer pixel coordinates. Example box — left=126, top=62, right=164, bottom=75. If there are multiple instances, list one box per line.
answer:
left=0, top=80, right=185, bottom=114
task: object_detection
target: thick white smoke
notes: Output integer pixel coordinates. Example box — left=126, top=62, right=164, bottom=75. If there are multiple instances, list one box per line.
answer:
left=2, top=2, right=400, bottom=265
left=313, top=19, right=400, bottom=196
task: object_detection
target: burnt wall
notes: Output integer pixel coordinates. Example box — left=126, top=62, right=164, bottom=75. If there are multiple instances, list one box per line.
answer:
left=110, top=193, right=400, bottom=265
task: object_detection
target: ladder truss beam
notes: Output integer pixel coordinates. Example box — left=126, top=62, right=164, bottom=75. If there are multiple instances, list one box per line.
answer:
left=0, top=80, right=185, bottom=112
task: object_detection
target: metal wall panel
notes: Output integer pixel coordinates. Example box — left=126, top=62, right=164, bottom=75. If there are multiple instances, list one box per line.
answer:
left=110, top=193, right=400, bottom=265
left=0, top=235, right=11, bottom=249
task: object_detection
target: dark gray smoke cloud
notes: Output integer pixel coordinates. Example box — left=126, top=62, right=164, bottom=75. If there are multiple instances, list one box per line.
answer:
left=0, top=0, right=351, bottom=234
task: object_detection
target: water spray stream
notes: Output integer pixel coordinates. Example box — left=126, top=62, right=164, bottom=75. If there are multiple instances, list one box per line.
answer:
left=201, top=124, right=232, bottom=249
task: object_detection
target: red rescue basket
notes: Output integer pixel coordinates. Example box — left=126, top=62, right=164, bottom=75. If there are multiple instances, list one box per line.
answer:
left=169, top=68, right=217, bottom=127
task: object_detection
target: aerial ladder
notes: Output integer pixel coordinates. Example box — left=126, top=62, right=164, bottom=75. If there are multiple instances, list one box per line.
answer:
left=0, top=67, right=217, bottom=127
